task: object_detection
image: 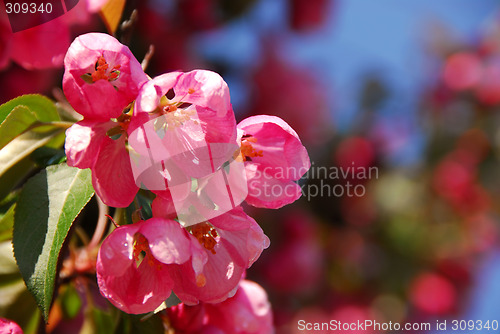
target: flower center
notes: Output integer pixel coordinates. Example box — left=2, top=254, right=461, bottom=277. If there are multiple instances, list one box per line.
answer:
left=161, top=105, right=197, bottom=129
left=189, top=222, right=218, bottom=255
left=92, top=56, right=121, bottom=82
left=132, top=233, right=160, bottom=268
left=106, top=113, right=132, bottom=139
left=81, top=55, right=121, bottom=84
left=239, top=134, right=263, bottom=161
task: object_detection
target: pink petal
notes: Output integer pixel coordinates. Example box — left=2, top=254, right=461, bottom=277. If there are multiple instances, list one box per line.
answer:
left=173, top=70, right=232, bottom=118
left=97, top=249, right=173, bottom=314
left=134, top=72, right=182, bottom=113
left=171, top=243, right=244, bottom=305
left=245, top=163, right=303, bottom=209
left=166, top=303, right=206, bottom=332
left=195, top=105, right=237, bottom=150
left=92, top=136, right=138, bottom=207
left=65, top=120, right=111, bottom=169
left=210, top=208, right=270, bottom=266
left=238, top=115, right=310, bottom=180
left=205, top=280, right=273, bottom=334
left=140, top=218, right=192, bottom=265
left=151, top=191, right=178, bottom=219
left=97, top=223, right=140, bottom=278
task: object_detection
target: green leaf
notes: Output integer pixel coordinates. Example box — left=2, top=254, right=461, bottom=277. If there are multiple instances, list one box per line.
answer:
left=60, top=284, right=82, bottom=319
left=0, top=95, right=60, bottom=149
left=0, top=204, right=15, bottom=242
left=13, top=164, right=94, bottom=321
left=31, top=147, right=67, bottom=167
left=0, top=94, right=59, bottom=123
left=0, top=126, right=64, bottom=178
left=0, top=106, right=37, bottom=149
left=0, top=126, right=65, bottom=201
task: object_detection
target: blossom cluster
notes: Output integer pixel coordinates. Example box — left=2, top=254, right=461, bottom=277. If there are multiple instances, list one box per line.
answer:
left=62, top=32, right=310, bottom=328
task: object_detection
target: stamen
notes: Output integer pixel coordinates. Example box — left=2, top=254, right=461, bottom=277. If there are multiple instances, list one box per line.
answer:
left=116, top=113, right=131, bottom=131
left=84, top=56, right=122, bottom=83
left=240, top=135, right=263, bottom=161
left=190, top=222, right=218, bottom=255
left=132, top=233, right=160, bottom=269
left=161, top=108, right=197, bottom=129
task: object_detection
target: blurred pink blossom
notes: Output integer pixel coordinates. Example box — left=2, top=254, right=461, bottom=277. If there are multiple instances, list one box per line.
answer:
left=409, top=272, right=456, bottom=315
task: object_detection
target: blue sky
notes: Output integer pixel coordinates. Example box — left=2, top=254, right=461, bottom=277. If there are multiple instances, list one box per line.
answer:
left=194, top=0, right=499, bottom=165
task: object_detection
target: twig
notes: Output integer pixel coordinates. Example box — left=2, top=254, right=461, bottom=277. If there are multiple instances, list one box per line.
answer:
left=88, top=197, right=109, bottom=249
left=142, top=44, right=155, bottom=71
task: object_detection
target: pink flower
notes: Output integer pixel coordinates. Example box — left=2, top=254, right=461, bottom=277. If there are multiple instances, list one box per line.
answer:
left=166, top=280, right=274, bottom=334
left=168, top=207, right=269, bottom=305
left=0, top=317, right=23, bottom=334
left=96, top=208, right=269, bottom=313
left=65, top=119, right=139, bottom=207
left=237, top=115, right=310, bottom=209
left=63, top=33, right=148, bottom=120
left=127, top=70, right=243, bottom=220
left=96, top=217, right=192, bottom=314
left=131, top=69, right=236, bottom=147
left=64, top=33, right=148, bottom=207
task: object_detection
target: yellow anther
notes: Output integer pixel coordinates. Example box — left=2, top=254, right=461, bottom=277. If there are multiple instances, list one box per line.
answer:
left=240, top=136, right=263, bottom=161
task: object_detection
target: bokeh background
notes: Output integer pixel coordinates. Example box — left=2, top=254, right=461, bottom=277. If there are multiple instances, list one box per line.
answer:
left=3, top=0, right=500, bottom=332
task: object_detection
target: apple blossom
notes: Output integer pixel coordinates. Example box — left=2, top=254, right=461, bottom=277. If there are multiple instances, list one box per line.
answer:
left=237, top=115, right=310, bottom=209
left=96, top=208, right=269, bottom=313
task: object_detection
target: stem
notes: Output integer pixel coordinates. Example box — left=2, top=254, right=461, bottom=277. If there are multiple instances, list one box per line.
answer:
left=88, top=197, right=109, bottom=249
left=74, top=226, right=90, bottom=245
left=113, top=207, right=125, bottom=227
left=47, top=121, right=75, bottom=129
